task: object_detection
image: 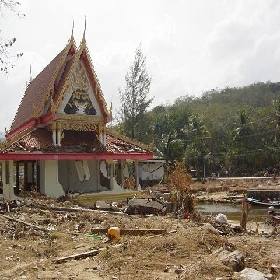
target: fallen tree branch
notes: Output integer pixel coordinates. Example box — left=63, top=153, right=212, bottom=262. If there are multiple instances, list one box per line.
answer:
left=0, top=214, right=51, bottom=232
left=54, top=249, right=102, bottom=264
left=90, top=228, right=167, bottom=235
left=30, top=203, right=126, bottom=216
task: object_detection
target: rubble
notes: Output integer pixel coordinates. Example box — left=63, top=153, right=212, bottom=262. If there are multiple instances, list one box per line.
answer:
left=124, top=197, right=167, bottom=215
left=0, top=184, right=279, bottom=279
left=237, top=267, right=273, bottom=280
left=219, top=250, right=245, bottom=271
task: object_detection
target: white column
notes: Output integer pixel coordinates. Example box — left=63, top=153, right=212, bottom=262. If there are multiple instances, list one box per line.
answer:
left=51, top=122, right=57, bottom=146
left=57, top=130, right=61, bottom=146
left=3, top=160, right=16, bottom=200
left=56, top=122, right=62, bottom=146
left=40, top=160, right=64, bottom=198
left=52, top=130, right=57, bottom=146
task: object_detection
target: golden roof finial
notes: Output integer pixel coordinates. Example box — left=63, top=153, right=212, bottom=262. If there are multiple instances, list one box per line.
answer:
left=110, top=102, right=113, bottom=115
left=29, top=64, right=32, bottom=83
left=71, top=20, right=75, bottom=38
left=83, top=15, right=87, bottom=41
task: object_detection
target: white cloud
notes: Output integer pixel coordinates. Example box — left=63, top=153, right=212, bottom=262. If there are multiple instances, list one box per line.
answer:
left=1, top=0, right=280, bottom=131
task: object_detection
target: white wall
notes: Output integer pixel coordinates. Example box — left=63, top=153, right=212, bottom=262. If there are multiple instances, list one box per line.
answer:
left=139, top=162, right=164, bottom=181
left=1, top=160, right=16, bottom=200
left=58, top=159, right=99, bottom=193
left=39, top=160, right=64, bottom=198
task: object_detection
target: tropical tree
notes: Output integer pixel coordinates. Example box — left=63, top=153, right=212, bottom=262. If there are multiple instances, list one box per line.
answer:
left=162, top=133, right=185, bottom=164
left=184, top=114, right=211, bottom=179
left=118, top=45, right=153, bottom=140
left=266, top=96, right=280, bottom=166
left=231, top=110, right=257, bottom=174
left=153, top=112, right=185, bottom=176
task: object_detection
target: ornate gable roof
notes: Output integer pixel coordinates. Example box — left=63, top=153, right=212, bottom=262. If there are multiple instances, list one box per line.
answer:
left=1, top=32, right=153, bottom=161
left=8, top=37, right=76, bottom=138
left=6, top=34, right=111, bottom=141
left=53, top=36, right=110, bottom=120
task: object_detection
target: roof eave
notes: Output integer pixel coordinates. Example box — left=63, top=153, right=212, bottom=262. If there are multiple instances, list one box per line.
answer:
left=0, top=152, right=154, bottom=161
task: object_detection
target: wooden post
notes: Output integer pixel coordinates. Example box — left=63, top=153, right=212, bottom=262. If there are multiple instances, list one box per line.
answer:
left=134, top=160, right=139, bottom=190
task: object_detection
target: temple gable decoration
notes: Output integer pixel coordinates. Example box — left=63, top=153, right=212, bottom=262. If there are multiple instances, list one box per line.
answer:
left=64, top=89, right=96, bottom=115
left=61, top=62, right=98, bottom=116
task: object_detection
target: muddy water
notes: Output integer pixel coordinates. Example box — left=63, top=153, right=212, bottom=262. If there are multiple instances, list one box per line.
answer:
left=196, top=203, right=269, bottom=222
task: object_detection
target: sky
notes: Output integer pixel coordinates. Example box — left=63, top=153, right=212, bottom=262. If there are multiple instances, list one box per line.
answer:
left=1, top=0, right=280, bottom=132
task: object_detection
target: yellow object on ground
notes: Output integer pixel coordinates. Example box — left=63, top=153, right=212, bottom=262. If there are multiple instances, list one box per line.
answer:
left=108, top=227, right=120, bottom=242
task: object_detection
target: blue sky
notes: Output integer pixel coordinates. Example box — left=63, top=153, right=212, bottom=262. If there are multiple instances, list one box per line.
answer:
left=1, top=0, right=280, bottom=132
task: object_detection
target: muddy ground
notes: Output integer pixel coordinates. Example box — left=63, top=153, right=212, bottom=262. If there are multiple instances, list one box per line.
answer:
left=0, top=178, right=280, bottom=280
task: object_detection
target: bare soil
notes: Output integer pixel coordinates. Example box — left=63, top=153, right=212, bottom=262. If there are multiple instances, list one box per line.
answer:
left=0, top=178, right=279, bottom=280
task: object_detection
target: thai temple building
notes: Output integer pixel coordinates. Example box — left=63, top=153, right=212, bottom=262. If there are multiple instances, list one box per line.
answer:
left=0, top=30, right=154, bottom=199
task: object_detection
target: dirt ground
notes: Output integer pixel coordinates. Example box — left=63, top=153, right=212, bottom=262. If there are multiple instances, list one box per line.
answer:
left=0, top=178, right=280, bottom=280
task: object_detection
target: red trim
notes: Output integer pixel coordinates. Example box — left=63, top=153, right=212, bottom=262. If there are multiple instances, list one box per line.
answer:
left=68, top=46, right=75, bottom=55
left=6, top=112, right=54, bottom=140
left=0, top=152, right=154, bottom=161
left=81, top=54, right=108, bottom=122
left=6, top=119, right=37, bottom=140
left=40, top=112, right=53, bottom=124
left=81, top=50, right=86, bottom=59
left=54, top=80, right=58, bottom=91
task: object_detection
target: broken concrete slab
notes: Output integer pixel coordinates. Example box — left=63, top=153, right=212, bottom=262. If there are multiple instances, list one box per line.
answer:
left=219, top=250, right=245, bottom=272
left=237, top=267, right=272, bottom=280
left=124, top=198, right=167, bottom=215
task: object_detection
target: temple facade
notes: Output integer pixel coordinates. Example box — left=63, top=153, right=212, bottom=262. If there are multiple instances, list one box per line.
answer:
left=0, top=32, right=153, bottom=199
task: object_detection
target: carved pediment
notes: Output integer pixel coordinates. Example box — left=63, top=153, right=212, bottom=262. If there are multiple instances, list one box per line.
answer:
left=62, top=62, right=97, bottom=116
left=64, top=89, right=97, bottom=115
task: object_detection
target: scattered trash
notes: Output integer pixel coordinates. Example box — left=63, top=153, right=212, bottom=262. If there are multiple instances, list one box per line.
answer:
left=84, top=233, right=102, bottom=239
left=91, top=227, right=167, bottom=236
left=215, top=213, right=228, bottom=224
left=108, top=227, right=120, bottom=242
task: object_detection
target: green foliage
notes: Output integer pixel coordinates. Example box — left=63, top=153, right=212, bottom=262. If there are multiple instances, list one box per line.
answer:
left=151, top=112, right=185, bottom=168
left=182, top=114, right=211, bottom=179
left=116, top=60, right=280, bottom=177
left=176, top=82, right=280, bottom=176
left=118, top=45, right=153, bottom=140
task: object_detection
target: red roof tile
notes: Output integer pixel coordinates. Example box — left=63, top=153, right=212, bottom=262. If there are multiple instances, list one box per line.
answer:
left=9, top=43, right=73, bottom=134
left=52, top=55, right=76, bottom=104
left=106, top=134, right=151, bottom=154
left=2, top=129, right=151, bottom=156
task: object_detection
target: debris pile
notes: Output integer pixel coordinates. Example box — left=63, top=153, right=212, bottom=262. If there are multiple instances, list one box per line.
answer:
left=0, top=193, right=279, bottom=279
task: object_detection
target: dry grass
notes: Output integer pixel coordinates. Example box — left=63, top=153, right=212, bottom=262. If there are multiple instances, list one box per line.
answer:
left=0, top=183, right=280, bottom=279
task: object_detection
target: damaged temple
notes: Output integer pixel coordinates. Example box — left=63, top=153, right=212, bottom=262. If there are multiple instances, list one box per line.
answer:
left=0, top=31, right=155, bottom=199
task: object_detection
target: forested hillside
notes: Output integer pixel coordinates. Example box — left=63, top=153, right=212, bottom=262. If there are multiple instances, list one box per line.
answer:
left=117, top=81, right=280, bottom=178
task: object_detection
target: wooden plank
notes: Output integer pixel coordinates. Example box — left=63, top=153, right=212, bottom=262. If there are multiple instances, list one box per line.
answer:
left=54, top=249, right=101, bottom=264
left=90, top=228, right=167, bottom=235
left=75, top=192, right=139, bottom=202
